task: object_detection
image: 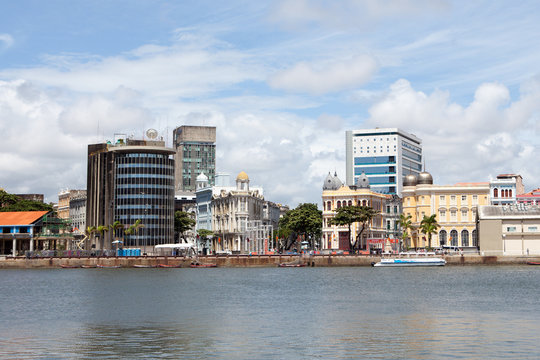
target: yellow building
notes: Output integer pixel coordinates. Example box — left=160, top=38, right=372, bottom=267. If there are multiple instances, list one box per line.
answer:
left=402, top=172, right=490, bottom=249
left=322, top=172, right=392, bottom=251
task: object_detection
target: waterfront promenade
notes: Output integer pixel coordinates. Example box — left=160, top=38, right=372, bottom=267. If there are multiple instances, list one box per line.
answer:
left=0, top=254, right=538, bottom=269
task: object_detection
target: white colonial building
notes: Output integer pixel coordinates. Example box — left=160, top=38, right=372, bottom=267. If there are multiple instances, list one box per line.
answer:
left=196, top=171, right=280, bottom=254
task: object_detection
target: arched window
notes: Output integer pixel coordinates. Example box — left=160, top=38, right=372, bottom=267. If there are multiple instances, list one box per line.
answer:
left=472, top=229, right=478, bottom=247
left=461, top=230, right=469, bottom=247
left=504, top=189, right=509, bottom=197
left=337, top=201, right=341, bottom=209
left=327, top=201, right=332, bottom=211
left=362, top=200, right=367, bottom=206
left=450, top=230, right=458, bottom=246
left=348, top=200, right=352, bottom=206
left=439, top=230, right=447, bottom=246
left=509, top=189, right=512, bottom=198
left=494, top=188, right=498, bottom=198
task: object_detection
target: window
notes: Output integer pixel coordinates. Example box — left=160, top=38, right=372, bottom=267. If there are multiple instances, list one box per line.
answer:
left=472, top=230, right=478, bottom=247
left=451, top=210, right=457, bottom=221
left=528, top=226, right=537, bottom=232
left=506, top=226, right=516, bottom=232
left=440, top=195, right=445, bottom=202
left=461, top=210, right=468, bottom=220
left=461, top=230, right=469, bottom=247
left=439, top=210, right=446, bottom=221
left=472, top=195, right=478, bottom=205
left=494, top=188, right=499, bottom=198
left=461, top=195, right=467, bottom=202
left=451, top=195, right=456, bottom=203
left=450, top=230, right=458, bottom=246
left=439, top=230, right=447, bottom=246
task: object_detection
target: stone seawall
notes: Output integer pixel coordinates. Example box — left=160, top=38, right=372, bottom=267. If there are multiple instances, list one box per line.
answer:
left=0, top=254, right=539, bottom=269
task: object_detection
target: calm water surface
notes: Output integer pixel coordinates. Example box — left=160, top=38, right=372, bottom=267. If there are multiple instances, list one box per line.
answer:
left=1, top=266, right=539, bottom=359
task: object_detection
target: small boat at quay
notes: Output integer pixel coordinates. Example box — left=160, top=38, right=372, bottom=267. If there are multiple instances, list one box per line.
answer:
left=81, top=265, right=97, bottom=268
left=372, top=258, right=446, bottom=267
left=158, top=264, right=182, bottom=268
left=132, top=264, right=157, bottom=268
left=96, top=264, right=122, bottom=268
left=278, top=263, right=306, bottom=267
left=526, top=261, right=540, bottom=266
left=190, top=263, right=217, bottom=268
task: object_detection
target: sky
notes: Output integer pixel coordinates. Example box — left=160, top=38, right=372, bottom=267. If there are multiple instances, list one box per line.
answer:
left=0, top=0, right=539, bottom=207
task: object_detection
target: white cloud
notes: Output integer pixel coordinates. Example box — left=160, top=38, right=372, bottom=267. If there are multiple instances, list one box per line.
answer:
left=365, top=78, right=540, bottom=187
left=269, top=55, right=378, bottom=94
left=270, top=0, right=448, bottom=30
left=0, top=34, right=14, bottom=49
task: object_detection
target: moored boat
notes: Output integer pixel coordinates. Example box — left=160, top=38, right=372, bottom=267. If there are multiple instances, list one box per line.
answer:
left=190, top=263, right=217, bottom=268
left=81, top=264, right=97, bottom=268
left=132, top=264, right=157, bottom=268
left=526, top=261, right=540, bottom=265
left=158, top=264, right=182, bottom=268
left=96, top=264, right=122, bottom=268
left=372, top=257, right=446, bottom=267
left=278, top=263, right=306, bottom=267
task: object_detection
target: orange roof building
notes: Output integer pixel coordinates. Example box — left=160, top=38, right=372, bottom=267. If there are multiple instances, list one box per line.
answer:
left=0, top=211, right=50, bottom=256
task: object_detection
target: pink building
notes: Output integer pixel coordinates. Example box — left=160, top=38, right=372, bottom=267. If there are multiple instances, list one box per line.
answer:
left=517, top=188, right=540, bottom=205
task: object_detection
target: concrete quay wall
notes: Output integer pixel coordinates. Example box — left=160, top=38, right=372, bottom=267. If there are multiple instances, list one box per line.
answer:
left=0, top=254, right=539, bottom=269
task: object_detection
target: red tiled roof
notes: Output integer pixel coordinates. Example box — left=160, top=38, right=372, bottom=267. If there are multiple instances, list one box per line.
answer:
left=0, top=211, right=50, bottom=226
left=517, top=189, right=540, bottom=197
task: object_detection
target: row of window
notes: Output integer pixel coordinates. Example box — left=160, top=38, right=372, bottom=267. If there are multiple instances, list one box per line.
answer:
left=506, top=226, right=538, bottom=232
left=493, top=188, right=513, bottom=198
left=439, top=229, right=477, bottom=247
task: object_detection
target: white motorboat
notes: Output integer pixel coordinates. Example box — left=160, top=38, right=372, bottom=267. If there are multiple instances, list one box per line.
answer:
left=372, top=257, right=446, bottom=267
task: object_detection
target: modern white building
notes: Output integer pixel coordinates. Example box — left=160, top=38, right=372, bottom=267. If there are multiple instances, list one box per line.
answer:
left=345, top=128, right=422, bottom=196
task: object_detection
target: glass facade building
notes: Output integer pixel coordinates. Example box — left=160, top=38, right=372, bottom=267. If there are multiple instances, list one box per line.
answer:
left=345, top=128, right=422, bottom=196
left=87, top=138, right=175, bottom=251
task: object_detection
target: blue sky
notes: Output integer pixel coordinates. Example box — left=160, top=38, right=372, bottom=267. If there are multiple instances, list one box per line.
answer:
left=1, top=0, right=539, bottom=206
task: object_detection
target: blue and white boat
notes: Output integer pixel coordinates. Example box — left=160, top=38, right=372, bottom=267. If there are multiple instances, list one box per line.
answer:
left=372, top=257, right=446, bottom=267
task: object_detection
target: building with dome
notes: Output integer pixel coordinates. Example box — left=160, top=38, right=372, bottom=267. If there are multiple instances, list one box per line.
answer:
left=402, top=172, right=490, bottom=249
left=322, top=171, right=400, bottom=252
left=195, top=171, right=281, bottom=254
left=345, top=128, right=422, bottom=196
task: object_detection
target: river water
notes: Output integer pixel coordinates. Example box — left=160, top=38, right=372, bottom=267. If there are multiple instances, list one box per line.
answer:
left=1, top=266, right=539, bottom=359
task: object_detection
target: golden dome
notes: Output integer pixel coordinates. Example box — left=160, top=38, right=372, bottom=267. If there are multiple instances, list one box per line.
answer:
left=236, top=171, right=249, bottom=181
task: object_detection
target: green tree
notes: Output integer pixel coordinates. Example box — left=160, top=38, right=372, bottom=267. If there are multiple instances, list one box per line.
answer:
left=354, top=206, right=379, bottom=252
left=399, top=213, right=413, bottom=249
left=175, top=211, right=196, bottom=239
left=96, top=225, right=109, bottom=250
left=83, top=226, right=96, bottom=250
left=197, top=229, right=214, bottom=252
left=132, top=219, right=145, bottom=248
left=279, top=203, right=322, bottom=251
left=329, top=205, right=360, bottom=252
left=0, top=190, right=53, bottom=212
left=109, top=221, right=125, bottom=247
left=420, top=214, right=440, bottom=249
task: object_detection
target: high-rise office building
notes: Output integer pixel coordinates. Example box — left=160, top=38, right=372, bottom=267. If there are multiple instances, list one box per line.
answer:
left=86, top=134, right=175, bottom=251
left=173, top=125, right=216, bottom=192
left=345, top=128, right=422, bottom=196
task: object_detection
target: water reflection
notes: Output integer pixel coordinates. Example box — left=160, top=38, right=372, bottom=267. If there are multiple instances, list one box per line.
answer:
left=1, top=267, right=540, bottom=359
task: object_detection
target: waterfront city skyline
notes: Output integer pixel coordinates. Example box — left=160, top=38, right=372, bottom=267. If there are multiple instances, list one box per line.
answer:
left=1, top=1, right=540, bottom=207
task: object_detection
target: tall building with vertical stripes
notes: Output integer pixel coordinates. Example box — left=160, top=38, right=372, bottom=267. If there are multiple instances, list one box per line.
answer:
left=345, top=128, right=422, bottom=196
left=86, top=135, right=175, bottom=251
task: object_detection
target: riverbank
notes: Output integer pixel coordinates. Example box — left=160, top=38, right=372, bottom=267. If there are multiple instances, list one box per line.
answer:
left=1, top=254, right=539, bottom=268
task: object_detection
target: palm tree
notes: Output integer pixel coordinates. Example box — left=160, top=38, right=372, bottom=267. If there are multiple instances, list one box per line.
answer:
left=399, top=213, right=412, bottom=250
left=420, top=214, right=440, bottom=249
left=109, top=221, right=125, bottom=251
left=96, top=225, right=109, bottom=250
left=132, top=219, right=145, bottom=250
left=84, top=226, right=96, bottom=250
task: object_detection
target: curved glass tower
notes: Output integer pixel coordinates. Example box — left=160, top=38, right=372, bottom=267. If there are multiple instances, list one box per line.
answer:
left=87, top=138, right=175, bottom=252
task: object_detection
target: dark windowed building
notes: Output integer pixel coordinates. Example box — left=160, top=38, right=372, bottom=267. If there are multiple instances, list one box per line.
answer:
left=173, top=125, right=216, bottom=192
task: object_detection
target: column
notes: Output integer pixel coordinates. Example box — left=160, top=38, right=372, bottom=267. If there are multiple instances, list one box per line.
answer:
left=12, top=237, right=16, bottom=256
